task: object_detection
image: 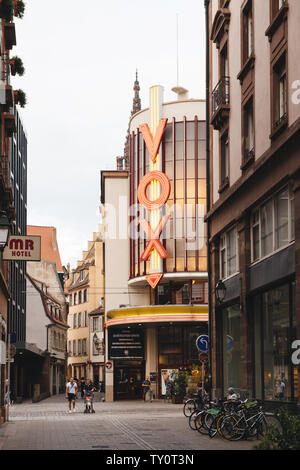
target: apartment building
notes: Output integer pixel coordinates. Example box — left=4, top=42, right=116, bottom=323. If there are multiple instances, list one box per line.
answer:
left=65, top=229, right=105, bottom=388
left=205, top=0, right=300, bottom=407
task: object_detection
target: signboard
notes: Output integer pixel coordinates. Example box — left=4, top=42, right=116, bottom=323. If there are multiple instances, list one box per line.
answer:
left=161, top=369, right=177, bottom=395
left=196, top=335, right=209, bottom=352
left=199, top=352, right=209, bottom=363
left=3, top=236, right=41, bottom=261
left=108, top=328, right=144, bottom=360
left=150, top=372, right=157, bottom=383
left=106, top=361, right=112, bottom=370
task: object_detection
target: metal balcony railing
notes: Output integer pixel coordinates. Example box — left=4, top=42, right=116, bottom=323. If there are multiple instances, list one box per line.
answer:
left=212, top=76, right=230, bottom=115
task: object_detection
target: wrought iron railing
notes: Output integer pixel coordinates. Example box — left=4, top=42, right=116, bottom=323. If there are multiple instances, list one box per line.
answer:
left=212, top=76, right=230, bottom=115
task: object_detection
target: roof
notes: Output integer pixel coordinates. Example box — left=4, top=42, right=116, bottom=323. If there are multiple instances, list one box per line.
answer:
left=27, top=226, right=63, bottom=272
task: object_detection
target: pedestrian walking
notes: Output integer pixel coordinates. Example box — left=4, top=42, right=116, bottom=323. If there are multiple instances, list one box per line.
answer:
left=142, top=376, right=153, bottom=402
left=65, top=377, right=78, bottom=413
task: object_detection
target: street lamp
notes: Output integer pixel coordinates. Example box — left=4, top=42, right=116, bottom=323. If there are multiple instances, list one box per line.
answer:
left=0, top=211, right=10, bottom=251
left=215, top=280, right=226, bottom=304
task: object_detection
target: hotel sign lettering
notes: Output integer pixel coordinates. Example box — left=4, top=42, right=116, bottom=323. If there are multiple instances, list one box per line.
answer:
left=138, top=118, right=170, bottom=289
left=3, top=235, right=41, bottom=261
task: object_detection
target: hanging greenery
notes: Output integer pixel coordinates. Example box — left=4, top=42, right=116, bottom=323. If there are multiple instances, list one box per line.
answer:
left=14, top=0, right=25, bottom=19
left=0, top=0, right=14, bottom=23
left=14, top=89, right=26, bottom=108
left=10, top=56, right=25, bottom=76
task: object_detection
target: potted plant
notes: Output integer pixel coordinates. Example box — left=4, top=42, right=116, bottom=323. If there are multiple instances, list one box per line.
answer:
left=14, top=89, right=26, bottom=108
left=172, top=370, right=187, bottom=404
left=10, top=56, right=25, bottom=76
left=13, top=0, right=25, bottom=18
left=0, top=0, right=14, bottom=23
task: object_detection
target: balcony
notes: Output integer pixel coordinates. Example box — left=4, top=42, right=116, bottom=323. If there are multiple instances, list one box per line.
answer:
left=0, top=154, right=14, bottom=206
left=211, top=76, right=230, bottom=131
left=3, top=22, right=16, bottom=50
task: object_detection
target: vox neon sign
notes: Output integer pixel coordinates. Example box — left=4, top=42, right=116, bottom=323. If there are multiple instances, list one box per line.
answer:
left=138, top=118, right=170, bottom=288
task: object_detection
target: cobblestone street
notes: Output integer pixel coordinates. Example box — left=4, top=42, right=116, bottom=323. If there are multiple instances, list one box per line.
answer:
left=0, top=394, right=255, bottom=451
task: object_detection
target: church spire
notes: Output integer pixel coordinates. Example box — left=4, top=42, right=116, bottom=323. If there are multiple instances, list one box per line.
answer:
left=132, top=69, right=141, bottom=116
left=122, top=71, right=142, bottom=169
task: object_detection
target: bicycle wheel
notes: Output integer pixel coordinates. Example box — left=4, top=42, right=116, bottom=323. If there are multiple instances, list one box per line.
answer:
left=183, top=399, right=196, bottom=417
left=220, top=415, right=244, bottom=441
left=256, top=417, right=268, bottom=438
left=208, top=415, right=220, bottom=438
left=195, top=411, right=206, bottom=432
left=188, top=410, right=200, bottom=430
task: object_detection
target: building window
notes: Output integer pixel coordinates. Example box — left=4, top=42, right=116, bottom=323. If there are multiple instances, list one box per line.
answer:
left=220, top=226, right=239, bottom=280
left=83, top=289, right=87, bottom=303
left=68, top=341, right=72, bottom=355
left=243, top=97, right=254, bottom=163
left=79, top=270, right=84, bottom=281
left=93, top=317, right=100, bottom=332
left=72, top=272, right=76, bottom=284
left=220, top=131, right=229, bottom=188
left=73, top=313, right=77, bottom=329
left=251, top=186, right=295, bottom=263
left=242, top=0, right=253, bottom=65
left=83, top=311, right=88, bottom=327
left=78, top=291, right=82, bottom=304
left=270, top=0, right=286, bottom=20
left=273, top=53, right=287, bottom=129
left=82, top=339, right=87, bottom=355
left=74, top=293, right=77, bottom=305
left=73, top=340, right=76, bottom=356
left=78, top=312, right=82, bottom=328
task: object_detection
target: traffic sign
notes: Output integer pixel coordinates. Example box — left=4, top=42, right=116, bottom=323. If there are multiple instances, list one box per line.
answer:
left=106, top=361, right=112, bottom=370
left=196, top=335, right=209, bottom=352
left=199, top=352, right=209, bottom=363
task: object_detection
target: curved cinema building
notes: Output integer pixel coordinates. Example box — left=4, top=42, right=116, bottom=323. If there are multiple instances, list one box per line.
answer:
left=101, top=85, right=208, bottom=401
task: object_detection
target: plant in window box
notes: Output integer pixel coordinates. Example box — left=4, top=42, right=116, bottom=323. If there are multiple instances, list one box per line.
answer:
left=14, top=89, right=26, bottom=107
left=0, top=0, right=14, bottom=23
left=13, top=0, right=25, bottom=18
left=172, top=370, right=187, bottom=404
left=10, top=56, right=25, bottom=76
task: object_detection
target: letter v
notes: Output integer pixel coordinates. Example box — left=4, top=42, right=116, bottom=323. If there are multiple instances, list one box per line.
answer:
left=139, top=119, right=168, bottom=163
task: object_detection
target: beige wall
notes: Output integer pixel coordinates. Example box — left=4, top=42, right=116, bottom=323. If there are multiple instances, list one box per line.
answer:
left=211, top=0, right=300, bottom=205
left=66, top=229, right=104, bottom=380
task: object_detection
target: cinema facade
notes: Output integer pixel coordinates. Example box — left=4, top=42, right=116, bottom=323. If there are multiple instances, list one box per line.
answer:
left=102, top=86, right=209, bottom=401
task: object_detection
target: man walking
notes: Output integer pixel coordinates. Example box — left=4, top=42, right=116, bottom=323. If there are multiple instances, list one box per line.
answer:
left=66, top=377, right=78, bottom=413
left=142, top=376, right=153, bottom=402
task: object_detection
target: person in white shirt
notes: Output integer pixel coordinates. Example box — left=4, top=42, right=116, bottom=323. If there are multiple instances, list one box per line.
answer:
left=65, top=377, right=78, bottom=413
left=227, top=387, right=238, bottom=400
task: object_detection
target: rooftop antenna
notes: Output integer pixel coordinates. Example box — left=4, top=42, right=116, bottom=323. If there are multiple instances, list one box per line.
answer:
left=172, top=12, right=189, bottom=100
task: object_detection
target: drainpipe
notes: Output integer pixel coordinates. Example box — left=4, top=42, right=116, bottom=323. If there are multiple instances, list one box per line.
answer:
left=204, top=0, right=213, bottom=400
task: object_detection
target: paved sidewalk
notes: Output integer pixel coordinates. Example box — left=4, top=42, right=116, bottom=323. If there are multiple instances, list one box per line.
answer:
left=0, top=394, right=256, bottom=451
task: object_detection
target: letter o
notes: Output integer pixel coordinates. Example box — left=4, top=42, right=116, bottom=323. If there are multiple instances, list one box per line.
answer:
left=137, top=171, right=171, bottom=210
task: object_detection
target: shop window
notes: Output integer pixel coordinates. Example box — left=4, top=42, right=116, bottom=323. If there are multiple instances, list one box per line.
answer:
left=254, top=283, right=296, bottom=402
left=222, top=304, right=241, bottom=395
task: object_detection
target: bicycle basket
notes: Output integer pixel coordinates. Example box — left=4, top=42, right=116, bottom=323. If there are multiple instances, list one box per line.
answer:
left=206, top=408, right=220, bottom=418
left=245, top=400, right=258, bottom=409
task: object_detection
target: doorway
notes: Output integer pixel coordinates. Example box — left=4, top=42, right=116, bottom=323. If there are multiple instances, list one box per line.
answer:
left=114, top=362, right=145, bottom=400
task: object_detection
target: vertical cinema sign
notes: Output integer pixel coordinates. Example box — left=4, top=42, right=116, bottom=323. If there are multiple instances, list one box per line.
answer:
left=138, top=86, right=170, bottom=289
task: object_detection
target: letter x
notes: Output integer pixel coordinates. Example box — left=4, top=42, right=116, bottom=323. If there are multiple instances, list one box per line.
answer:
left=139, top=216, right=169, bottom=261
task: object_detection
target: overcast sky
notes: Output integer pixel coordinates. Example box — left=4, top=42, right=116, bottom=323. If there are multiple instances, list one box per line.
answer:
left=13, top=0, right=206, bottom=268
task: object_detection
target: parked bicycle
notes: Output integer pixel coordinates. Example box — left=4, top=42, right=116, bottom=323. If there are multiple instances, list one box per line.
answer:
left=183, top=389, right=209, bottom=418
